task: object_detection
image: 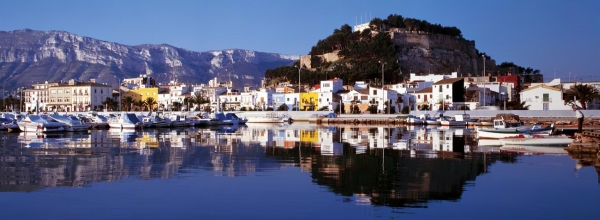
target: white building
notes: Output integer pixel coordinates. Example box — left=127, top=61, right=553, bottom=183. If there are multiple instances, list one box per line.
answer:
left=520, top=84, right=570, bottom=110
left=409, top=72, right=458, bottom=83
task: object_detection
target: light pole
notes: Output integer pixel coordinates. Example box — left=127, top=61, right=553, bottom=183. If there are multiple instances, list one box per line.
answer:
left=295, top=65, right=303, bottom=92
left=119, top=79, right=122, bottom=112
left=20, top=87, right=24, bottom=112
left=379, top=61, right=386, bottom=114
left=482, top=54, right=486, bottom=106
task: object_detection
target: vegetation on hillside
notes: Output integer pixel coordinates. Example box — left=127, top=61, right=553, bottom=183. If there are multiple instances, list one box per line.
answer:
left=264, top=14, right=543, bottom=87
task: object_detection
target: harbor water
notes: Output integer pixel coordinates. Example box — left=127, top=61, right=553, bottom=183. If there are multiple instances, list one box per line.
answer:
left=0, top=123, right=598, bottom=219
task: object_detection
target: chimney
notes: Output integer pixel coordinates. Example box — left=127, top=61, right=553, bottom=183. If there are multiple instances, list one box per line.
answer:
left=90, top=79, right=96, bottom=83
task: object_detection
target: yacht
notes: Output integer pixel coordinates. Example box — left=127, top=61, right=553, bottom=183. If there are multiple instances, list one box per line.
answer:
left=212, top=112, right=238, bottom=125
left=18, top=114, right=65, bottom=133
left=108, top=113, right=143, bottom=129
left=88, top=114, right=110, bottom=128
left=168, top=114, right=187, bottom=127
left=46, top=113, right=90, bottom=132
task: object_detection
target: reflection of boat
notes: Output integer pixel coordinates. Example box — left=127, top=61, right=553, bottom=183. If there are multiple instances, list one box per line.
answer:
left=477, top=139, right=501, bottom=146
left=498, top=134, right=572, bottom=146
left=499, top=145, right=568, bottom=154
left=246, top=112, right=292, bottom=123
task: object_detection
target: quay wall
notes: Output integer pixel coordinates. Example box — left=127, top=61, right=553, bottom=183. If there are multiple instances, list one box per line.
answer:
left=4, top=110, right=599, bottom=122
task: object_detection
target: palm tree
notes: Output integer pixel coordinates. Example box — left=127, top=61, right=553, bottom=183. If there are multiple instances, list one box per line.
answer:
left=102, top=97, right=117, bottom=111
left=144, top=97, right=158, bottom=112
left=122, top=96, right=134, bottom=111
left=134, top=100, right=144, bottom=111
left=564, top=84, right=600, bottom=109
left=506, top=100, right=530, bottom=110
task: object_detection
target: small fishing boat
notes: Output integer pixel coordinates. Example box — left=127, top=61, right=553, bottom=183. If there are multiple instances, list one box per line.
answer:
left=406, top=115, right=425, bottom=125
left=476, top=117, right=553, bottom=139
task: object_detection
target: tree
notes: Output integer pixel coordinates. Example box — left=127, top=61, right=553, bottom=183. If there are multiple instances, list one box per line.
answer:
left=144, top=97, right=158, bottom=112
left=506, top=101, right=530, bottom=110
left=122, top=96, right=134, bottom=111
left=102, top=97, right=117, bottom=111
left=564, top=84, right=600, bottom=109
left=277, top=104, right=289, bottom=111
left=134, top=100, right=144, bottom=111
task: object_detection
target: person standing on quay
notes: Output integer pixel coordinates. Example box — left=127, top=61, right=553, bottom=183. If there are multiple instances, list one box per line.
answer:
left=574, top=107, right=584, bottom=133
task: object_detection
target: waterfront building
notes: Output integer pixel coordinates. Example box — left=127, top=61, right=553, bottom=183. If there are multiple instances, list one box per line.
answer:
left=520, top=84, right=571, bottom=110
left=299, top=92, right=319, bottom=111
left=432, top=78, right=465, bottom=110
left=24, top=79, right=112, bottom=112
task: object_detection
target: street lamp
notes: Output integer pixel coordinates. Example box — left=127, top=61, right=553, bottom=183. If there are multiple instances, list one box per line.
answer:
left=379, top=61, right=386, bottom=114
left=482, top=54, right=486, bottom=107
left=294, top=65, right=302, bottom=93
left=501, top=92, right=507, bottom=110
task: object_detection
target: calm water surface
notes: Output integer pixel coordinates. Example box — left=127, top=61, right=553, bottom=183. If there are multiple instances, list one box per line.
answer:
left=0, top=124, right=598, bottom=219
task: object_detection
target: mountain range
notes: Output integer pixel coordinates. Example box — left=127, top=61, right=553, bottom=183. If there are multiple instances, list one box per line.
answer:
left=0, top=29, right=299, bottom=91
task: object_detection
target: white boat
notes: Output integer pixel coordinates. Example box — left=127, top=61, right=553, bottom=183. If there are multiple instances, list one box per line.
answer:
left=476, top=117, right=554, bottom=139
left=420, top=114, right=440, bottom=125
left=46, top=114, right=90, bottom=132
left=168, top=114, right=187, bottom=127
left=246, top=112, right=292, bottom=123
left=212, top=112, right=239, bottom=125
left=88, top=114, right=110, bottom=128
left=498, top=134, right=573, bottom=146
left=18, top=115, right=65, bottom=133
left=138, top=116, right=154, bottom=128
left=5, top=119, right=21, bottom=132
left=226, top=113, right=247, bottom=124
left=406, top=115, right=425, bottom=125
left=108, top=113, right=142, bottom=129
left=439, top=116, right=464, bottom=126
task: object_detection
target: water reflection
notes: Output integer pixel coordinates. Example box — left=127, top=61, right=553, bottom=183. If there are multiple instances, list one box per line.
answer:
left=0, top=123, right=597, bottom=206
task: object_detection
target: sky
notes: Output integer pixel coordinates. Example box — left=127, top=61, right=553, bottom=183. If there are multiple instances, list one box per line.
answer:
left=1, top=0, right=598, bottom=82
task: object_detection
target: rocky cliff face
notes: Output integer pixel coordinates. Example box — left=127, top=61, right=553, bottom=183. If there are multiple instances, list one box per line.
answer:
left=0, top=29, right=299, bottom=90
left=391, top=31, right=495, bottom=76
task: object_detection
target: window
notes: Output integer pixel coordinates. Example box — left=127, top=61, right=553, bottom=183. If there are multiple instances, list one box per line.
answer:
left=94, top=89, right=97, bottom=93
left=438, top=85, right=442, bottom=92
left=323, top=83, right=331, bottom=87
left=543, top=103, right=549, bottom=110
left=543, top=93, right=549, bottom=102
left=373, top=90, right=377, bottom=95
left=418, top=95, right=421, bottom=99
left=287, top=98, right=289, bottom=101
left=446, top=85, right=449, bottom=89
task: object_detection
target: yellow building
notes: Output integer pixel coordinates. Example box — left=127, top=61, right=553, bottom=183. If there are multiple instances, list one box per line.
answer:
left=299, top=92, right=319, bottom=111
left=125, top=87, right=158, bottom=110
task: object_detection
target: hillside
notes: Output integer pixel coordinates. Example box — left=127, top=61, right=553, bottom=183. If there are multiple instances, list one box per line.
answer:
left=0, top=29, right=299, bottom=91
left=265, top=14, right=542, bottom=87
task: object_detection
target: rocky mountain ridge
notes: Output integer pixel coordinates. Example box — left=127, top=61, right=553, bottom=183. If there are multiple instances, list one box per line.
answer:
left=0, top=29, right=299, bottom=91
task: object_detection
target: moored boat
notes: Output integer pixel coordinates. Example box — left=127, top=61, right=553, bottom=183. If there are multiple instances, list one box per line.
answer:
left=18, top=115, right=65, bottom=133
left=108, top=113, right=142, bottom=129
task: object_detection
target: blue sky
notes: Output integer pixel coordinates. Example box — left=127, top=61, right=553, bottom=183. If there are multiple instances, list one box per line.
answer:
left=1, top=0, right=598, bottom=82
